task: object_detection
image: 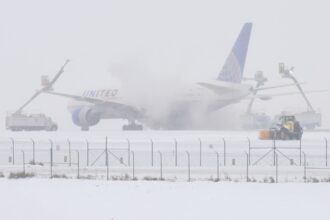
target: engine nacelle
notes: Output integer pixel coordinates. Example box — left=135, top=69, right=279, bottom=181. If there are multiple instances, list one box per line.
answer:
left=72, top=107, right=100, bottom=128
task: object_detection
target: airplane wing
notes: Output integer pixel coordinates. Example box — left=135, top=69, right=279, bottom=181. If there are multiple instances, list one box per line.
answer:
left=44, top=90, right=143, bottom=116
left=252, top=89, right=330, bottom=100
left=44, top=91, right=105, bottom=104
left=198, top=82, right=303, bottom=96
left=254, top=82, right=304, bottom=91
left=197, top=82, right=239, bottom=94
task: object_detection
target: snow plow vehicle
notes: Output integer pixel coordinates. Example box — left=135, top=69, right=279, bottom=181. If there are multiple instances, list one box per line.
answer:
left=259, top=115, right=303, bottom=140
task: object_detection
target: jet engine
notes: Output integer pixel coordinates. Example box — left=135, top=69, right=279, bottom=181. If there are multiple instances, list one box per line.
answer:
left=72, top=107, right=100, bottom=130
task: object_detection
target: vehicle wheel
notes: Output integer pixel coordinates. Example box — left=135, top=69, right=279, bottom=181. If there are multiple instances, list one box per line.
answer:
left=279, top=131, right=289, bottom=140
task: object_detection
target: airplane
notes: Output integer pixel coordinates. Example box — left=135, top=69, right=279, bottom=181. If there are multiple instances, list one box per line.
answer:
left=18, top=22, right=303, bottom=130
left=41, top=23, right=254, bottom=130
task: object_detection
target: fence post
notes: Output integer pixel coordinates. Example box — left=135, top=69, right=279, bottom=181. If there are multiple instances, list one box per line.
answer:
left=131, top=151, right=135, bottom=179
left=86, top=139, right=89, bottom=167
left=275, top=152, right=278, bottom=183
left=22, top=150, right=25, bottom=174
left=325, top=138, right=328, bottom=167
left=186, top=151, right=191, bottom=182
left=150, top=139, right=154, bottom=167
left=198, top=138, right=202, bottom=167
left=299, top=139, right=302, bottom=166
left=273, top=138, right=276, bottom=166
left=67, top=139, right=72, bottom=167
left=127, top=139, right=131, bottom=167
left=158, top=151, right=163, bottom=180
left=303, top=152, right=307, bottom=183
left=49, top=139, right=53, bottom=179
left=222, top=138, right=226, bottom=166
left=76, top=151, right=80, bottom=179
left=105, top=136, right=109, bottom=180
left=31, top=139, right=35, bottom=164
left=10, top=137, right=15, bottom=165
left=247, top=137, right=251, bottom=165
left=215, top=151, right=219, bottom=180
left=245, top=152, right=249, bottom=182
left=174, top=139, right=178, bottom=167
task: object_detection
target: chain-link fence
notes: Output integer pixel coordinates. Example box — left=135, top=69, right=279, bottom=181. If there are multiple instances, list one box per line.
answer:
left=0, top=136, right=329, bottom=182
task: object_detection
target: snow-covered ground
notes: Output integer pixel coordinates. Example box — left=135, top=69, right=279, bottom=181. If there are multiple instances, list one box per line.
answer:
left=0, top=131, right=329, bottom=220
left=0, top=179, right=329, bottom=220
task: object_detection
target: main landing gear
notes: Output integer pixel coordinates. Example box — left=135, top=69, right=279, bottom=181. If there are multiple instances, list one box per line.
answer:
left=122, top=121, right=143, bottom=131
left=81, top=126, right=89, bottom=131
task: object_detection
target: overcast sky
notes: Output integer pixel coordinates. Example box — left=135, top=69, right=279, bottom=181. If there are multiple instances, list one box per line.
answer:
left=0, top=0, right=329, bottom=131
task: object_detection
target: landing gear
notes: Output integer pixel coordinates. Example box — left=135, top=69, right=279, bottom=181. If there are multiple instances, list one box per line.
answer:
left=122, top=122, right=143, bottom=131
left=81, top=126, right=89, bottom=131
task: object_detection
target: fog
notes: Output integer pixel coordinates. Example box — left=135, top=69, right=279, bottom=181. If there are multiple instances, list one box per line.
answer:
left=0, top=0, right=330, bottom=131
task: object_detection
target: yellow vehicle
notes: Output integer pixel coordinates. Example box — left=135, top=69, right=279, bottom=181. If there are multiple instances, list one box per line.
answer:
left=259, top=115, right=303, bottom=140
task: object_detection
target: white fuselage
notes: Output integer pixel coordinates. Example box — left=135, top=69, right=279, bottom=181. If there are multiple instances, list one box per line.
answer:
left=67, top=81, right=253, bottom=129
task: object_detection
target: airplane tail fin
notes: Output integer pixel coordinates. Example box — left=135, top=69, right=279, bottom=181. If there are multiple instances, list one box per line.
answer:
left=217, top=23, right=252, bottom=83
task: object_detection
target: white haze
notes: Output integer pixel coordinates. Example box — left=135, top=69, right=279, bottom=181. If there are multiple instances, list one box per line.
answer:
left=108, top=55, right=184, bottom=123
left=0, top=0, right=330, bottom=131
